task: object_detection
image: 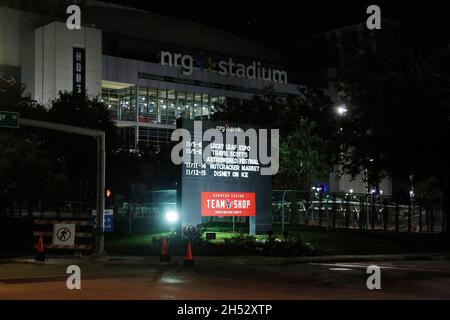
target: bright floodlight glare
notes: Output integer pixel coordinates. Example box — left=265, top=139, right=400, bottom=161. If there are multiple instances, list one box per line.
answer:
left=165, top=210, right=178, bottom=223
left=335, top=104, right=348, bottom=116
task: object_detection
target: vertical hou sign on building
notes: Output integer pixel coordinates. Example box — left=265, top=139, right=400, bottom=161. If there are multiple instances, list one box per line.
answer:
left=73, top=47, right=86, bottom=94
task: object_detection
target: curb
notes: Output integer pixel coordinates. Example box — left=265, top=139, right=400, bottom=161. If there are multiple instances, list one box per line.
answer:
left=2, top=253, right=450, bottom=266
left=280, top=253, right=450, bottom=265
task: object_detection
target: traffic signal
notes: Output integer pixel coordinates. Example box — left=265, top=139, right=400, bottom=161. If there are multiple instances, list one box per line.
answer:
left=105, top=188, right=112, bottom=209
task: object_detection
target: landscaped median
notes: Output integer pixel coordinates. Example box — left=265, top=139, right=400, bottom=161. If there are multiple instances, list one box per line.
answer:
left=104, top=226, right=450, bottom=257
left=105, top=228, right=316, bottom=257
left=2, top=224, right=449, bottom=259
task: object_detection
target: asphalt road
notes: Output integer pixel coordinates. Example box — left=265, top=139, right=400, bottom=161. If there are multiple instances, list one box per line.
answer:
left=1, top=258, right=450, bottom=299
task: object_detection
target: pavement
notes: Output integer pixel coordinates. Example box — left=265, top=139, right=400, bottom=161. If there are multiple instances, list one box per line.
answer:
left=1, top=253, right=450, bottom=299
left=2, top=252, right=450, bottom=266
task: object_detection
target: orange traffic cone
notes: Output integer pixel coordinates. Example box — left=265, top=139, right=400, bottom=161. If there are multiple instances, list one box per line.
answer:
left=35, top=233, right=46, bottom=261
left=159, top=238, right=171, bottom=262
left=183, top=241, right=194, bottom=266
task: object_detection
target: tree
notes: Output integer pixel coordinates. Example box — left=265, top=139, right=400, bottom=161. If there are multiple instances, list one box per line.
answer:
left=1, top=72, right=176, bottom=213
left=279, top=119, right=330, bottom=189
left=337, top=31, right=450, bottom=231
left=0, top=132, right=58, bottom=215
left=0, top=73, right=58, bottom=215
left=108, top=142, right=178, bottom=203
left=43, top=91, right=117, bottom=207
left=0, top=73, right=46, bottom=119
left=212, top=86, right=337, bottom=189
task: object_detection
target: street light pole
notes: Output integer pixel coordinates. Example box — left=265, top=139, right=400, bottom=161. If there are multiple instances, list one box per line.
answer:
left=94, top=132, right=106, bottom=255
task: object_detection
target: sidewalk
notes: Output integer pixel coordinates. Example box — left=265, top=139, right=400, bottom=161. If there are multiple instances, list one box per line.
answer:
left=2, top=252, right=450, bottom=266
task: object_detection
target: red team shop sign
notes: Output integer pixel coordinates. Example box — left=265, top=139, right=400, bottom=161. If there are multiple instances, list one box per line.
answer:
left=201, top=192, right=256, bottom=216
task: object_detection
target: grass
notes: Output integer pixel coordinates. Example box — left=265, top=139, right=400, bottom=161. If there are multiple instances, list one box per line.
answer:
left=298, top=231, right=410, bottom=255
left=104, top=231, right=266, bottom=249
left=205, top=232, right=267, bottom=243
left=105, top=232, right=173, bottom=250
left=294, top=229, right=450, bottom=255
left=104, top=229, right=450, bottom=256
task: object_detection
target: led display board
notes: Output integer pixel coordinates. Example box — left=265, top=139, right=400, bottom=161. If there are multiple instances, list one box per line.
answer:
left=175, top=119, right=274, bottom=234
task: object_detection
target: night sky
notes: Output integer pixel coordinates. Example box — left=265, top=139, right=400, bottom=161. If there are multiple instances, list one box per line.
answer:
left=99, top=0, right=450, bottom=48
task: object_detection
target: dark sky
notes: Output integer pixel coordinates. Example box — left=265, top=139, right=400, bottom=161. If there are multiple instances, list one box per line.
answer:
left=100, top=0, right=450, bottom=48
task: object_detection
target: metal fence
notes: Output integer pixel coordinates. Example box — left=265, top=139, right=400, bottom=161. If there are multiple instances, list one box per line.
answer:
left=113, top=189, right=177, bottom=234
left=2, top=201, right=92, bottom=218
left=273, top=190, right=446, bottom=233
left=2, top=189, right=446, bottom=234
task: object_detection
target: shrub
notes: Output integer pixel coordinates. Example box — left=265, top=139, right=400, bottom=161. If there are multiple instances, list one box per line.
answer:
left=112, top=230, right=316, bottom=257
left=182, top=224, right=204, bottom=243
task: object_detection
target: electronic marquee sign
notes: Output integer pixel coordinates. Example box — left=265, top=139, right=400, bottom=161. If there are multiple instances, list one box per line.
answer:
left=173, top=120, right=277, bottom=234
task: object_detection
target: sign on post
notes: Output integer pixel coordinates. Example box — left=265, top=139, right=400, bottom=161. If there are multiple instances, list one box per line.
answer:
left=52, top=223, right=76, bottom=246
left=0, top=111, right=19, bottom=128
left=92, top=209, right=114, bottom=232
left=104, top=209, right=114, bottom=232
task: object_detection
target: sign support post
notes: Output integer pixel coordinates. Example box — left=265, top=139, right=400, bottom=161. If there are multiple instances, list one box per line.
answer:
left=94, top=131, right=106, bottom=256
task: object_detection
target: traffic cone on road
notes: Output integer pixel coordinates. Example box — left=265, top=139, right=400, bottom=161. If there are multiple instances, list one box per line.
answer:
left=183, top=241, right=194, bottom=266
left=159, top=238, right=171, bottom=262
left=35, top=233, right=46, bottom=262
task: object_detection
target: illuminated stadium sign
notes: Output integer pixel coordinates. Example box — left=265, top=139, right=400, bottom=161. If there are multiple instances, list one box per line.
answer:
left=73, top=47, right=85, bottom=94
left=174, top=120, right=274, bottom=234
left=161, top=51, right=288, bottom=84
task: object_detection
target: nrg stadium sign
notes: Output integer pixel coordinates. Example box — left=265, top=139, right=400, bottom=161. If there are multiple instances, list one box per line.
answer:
left=160, top=51, right=288, bottom=84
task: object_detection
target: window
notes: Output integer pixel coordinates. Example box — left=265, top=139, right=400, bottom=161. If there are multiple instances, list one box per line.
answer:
left=138, top=87, right=148, bottom=122
left=119, top=86, right=137, bottom=121
left=210, top=96, right=220, bottom=116
left=102, top=84, right=227, bottom=138
left=186, top=92, right=194, bottom=120
left=202, top=93, right=210, bottom=119
left=158, top=89, right=167, bottom=124
left=102, top=87, right=119, bottom=119
left=194, top=93, right=202, bottom=119
left=176, top=92, right=186, bottom=120
left=167, top=90, right=176, bottom=125
left=147, top=88, right=158, bottom=123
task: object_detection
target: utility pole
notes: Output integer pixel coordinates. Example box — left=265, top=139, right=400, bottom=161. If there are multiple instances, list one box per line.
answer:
left=19, top=118, right=106, bottom=255
left=95, top=130, right=106, bottom=255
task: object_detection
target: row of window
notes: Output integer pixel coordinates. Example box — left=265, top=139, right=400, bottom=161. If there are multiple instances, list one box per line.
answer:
left=102, top=86, right=228, bottom=125
left=116, top=126, right=173, bottom=149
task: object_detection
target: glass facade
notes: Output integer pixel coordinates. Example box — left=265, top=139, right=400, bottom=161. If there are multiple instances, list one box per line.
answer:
left=102, top=85, right=227, bottom=125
